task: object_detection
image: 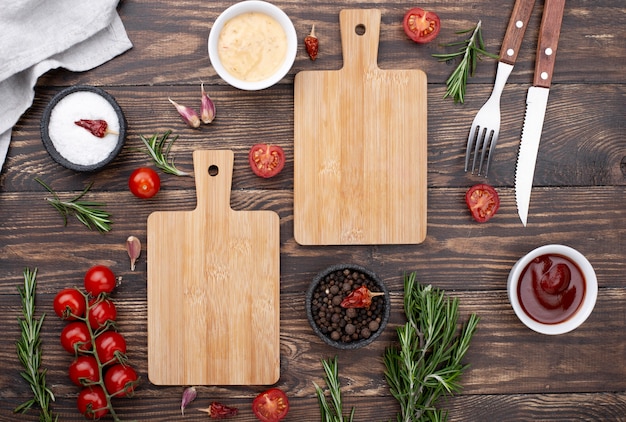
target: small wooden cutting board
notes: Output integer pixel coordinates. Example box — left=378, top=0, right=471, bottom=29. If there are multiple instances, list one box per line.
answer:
left=147, top=150, right=280, bottom=385
left=294, top=9, right=427, bottom=245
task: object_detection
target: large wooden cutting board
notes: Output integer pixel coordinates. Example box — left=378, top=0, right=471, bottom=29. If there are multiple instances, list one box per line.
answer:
left=147, top=150, right=280, bottom=385
left=294, top=9, right=427, bottom=245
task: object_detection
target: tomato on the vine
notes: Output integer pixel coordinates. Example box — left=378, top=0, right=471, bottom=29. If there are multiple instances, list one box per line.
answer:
left=465, top=183, right=500, bottom=223
left=60, top=321, right=92, bottom=354
left=69, top=355, right=100, bottom=386
left=252, top=388, right=289, bottom=422
left=84, top=265, right=116, bottom=296
left=129, top=167, right=161, bottom=199
left=249, top=144, right=285, bottom=178
left=53, top=288, right=86, bottom=320
left=104, top=364, right=138, bottom=398
left=77, top=386, right=109, bottom=420
left=95, top=331, right=127, bottom=365
left=88, top=297, right=117, bottom=330
left=403, top=8, right=441, bottom=44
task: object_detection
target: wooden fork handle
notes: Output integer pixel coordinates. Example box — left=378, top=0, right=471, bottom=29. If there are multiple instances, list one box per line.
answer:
left=500, top=0, right=536, bottom=65
left=533, top=0, right=566, bottom=88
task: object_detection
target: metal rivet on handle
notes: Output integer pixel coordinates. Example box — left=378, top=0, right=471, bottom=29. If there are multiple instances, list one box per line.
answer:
left=540, top=72, right=549, bottom=80
left=507, top=48, right=515, bottom=57
left=516, top=20, right=523, bottom=28
left=545, top=47, right=553, bottom=56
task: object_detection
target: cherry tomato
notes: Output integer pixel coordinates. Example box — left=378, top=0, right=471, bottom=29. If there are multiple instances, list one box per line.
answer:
left=465, top=184, right=500, bottom=223
left=77, top=386, right=109, bottom=420
left=60, top=321, right=91, bottom=354
left=249, top=144, right=285, bottom=178
left=84, top=265, right=116, bottom=296
left=252, top=388, right=289, bottom=422
left=104, top=364, right=138, bottom=398
left=69, top=355, right=100, bottom=386
left=88, top=297, right=117, bottom=330
left=403, top=8, right=441, bottom=44
left=95, top=331, right=127, bottom=365
left=53, top=288, right=86, bottom=320
left=129, top=167, right=160, bottom=198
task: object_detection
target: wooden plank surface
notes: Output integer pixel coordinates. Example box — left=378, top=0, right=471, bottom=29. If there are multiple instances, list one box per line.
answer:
left=1, top=0, right=625, bottom=420
left=294, top=9, right=427, bottom=245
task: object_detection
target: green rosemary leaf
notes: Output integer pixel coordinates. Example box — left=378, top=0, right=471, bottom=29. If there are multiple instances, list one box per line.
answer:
left=314, top=356, right=355, bottom=422
left=384, top=273, right=479, bottom=422
left=432, top=20, right=498, bottom=103
left=139, top=131, right=190, bottom=176
left=15, top=268, right=58, bottom=422
left=36, top=178, right=112, bottom=233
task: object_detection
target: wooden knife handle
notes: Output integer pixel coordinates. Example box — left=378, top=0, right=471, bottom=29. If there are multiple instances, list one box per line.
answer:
left=533, top=0, right=566, bottom=88
left=500, top=0, right=537, bottom=64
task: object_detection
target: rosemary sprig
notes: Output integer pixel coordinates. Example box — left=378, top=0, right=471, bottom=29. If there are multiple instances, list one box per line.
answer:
left=139, top=131, right=189, bottom=176
left=14, top=268, right=58, bottom=422
left=384, top=273, right=479, bottom=422
left=313, top=356, right=356, bottom=422
left=432, top=20, right=498, bottom=103
left=35, top=178, right=112, bottom=233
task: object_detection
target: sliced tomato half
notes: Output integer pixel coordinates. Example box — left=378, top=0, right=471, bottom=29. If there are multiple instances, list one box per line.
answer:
left=403, top=8, right=441, bottom=44
left=249, top=144, right=285, bottom=178
left=465, top=184, right=500, bottom=223
left=252, top=388, right=289, bottom=422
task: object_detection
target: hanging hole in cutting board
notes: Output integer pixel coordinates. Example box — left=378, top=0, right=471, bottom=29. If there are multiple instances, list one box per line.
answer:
left=208, top=164, right=219, bottom=176
left=355, top=23, right=366, bottom=35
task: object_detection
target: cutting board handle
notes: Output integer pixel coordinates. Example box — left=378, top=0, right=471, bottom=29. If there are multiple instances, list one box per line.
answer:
left=340, top=9, right=381, bottom=73
left=192, top=150, right=233, bottom=214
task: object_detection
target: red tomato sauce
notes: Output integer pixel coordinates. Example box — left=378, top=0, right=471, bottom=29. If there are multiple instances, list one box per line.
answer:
left=517, top=254, right=586, bottom=324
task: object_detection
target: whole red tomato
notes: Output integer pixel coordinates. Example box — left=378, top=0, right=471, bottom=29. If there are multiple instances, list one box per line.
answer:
left=60, top=321, right=92, bottom=354
left=104, top=364, right=138, bottom=398
left=53, top=288, right=86, bottom=320
left=84, top=265, right=116, bottom=296
left=249, top=144, right=285, bottom=178
left=252, top=388, right=289, bottom=422
left=88, top=297, right=117, bottom=330
left=129, top=167, right=161, bottom=198
left=69, top=355, right=100, bottom=386
left=77, top=386, right=109, bottom=420
left=403, top=8, right=441, bottom=44
left=95, top=331, right=127, bottom=365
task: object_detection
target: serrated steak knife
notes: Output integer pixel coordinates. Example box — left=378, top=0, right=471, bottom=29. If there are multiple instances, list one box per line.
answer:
left=515, top=0, right=566, bottom=226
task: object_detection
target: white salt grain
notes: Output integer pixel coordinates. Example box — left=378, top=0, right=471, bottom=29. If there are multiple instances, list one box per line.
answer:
left=48, top=91, right=120, bottom=166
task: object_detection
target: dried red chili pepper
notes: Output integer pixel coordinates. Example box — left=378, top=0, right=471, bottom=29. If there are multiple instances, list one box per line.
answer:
left=304, top=25, right=318, bottom=61
left=198, top=402, right=239, bottom=419
left=340, top=286, right=385, bottom=308
left=74, top=119, right=113, bottom=138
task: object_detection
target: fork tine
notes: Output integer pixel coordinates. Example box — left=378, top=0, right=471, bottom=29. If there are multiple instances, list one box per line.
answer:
left=471, top=127, right=486, bottom=173
left=465, top=125, right=479, bottom=172
left=477, top=129, right=493, bottom=175
left=481, top=130, right=500, bottom=176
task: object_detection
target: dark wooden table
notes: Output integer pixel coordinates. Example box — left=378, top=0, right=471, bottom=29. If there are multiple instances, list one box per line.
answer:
left=1, top=1, right=625, bottom=420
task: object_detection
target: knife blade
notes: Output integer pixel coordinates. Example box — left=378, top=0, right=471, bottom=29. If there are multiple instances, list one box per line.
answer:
left=515, top=0, right=566, bottom=226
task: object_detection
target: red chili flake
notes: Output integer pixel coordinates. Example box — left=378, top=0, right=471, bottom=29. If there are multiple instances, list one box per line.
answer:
left=198, top=402, right=239, bottom=419
left=340, top=286, right=385, bottom=308
left=74, top=119, right=111, bottom=138
left=304, top=25, right=318, bottom=61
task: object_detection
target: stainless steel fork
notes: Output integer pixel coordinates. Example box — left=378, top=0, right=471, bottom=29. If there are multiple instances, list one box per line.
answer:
left=465, top=0, right=536, bottom=176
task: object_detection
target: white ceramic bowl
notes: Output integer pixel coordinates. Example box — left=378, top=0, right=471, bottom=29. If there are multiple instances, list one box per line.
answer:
left=507, top=244, right=597, bottom=335
left=208, top=0, right=297, bottom=90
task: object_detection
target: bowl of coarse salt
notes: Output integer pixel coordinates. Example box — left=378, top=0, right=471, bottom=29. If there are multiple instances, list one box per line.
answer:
left=41, top=85, right=127, bottom=172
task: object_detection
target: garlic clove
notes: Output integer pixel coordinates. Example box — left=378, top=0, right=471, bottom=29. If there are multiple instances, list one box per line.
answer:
left=126, top=236, right=141, bottom=271
left=200, top=82, right=216, bottom=124
left=168, top=97, right=201, bottom=129
left=181, top=386, right=197, bottom=415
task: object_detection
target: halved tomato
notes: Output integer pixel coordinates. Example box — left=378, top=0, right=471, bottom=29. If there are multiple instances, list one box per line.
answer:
left=249, top=144, right=285, bottom=178
left=252, top=388, right=289, bottom=422
left=465, top=184, right=500, bottom=223
left=403, top=8, right=441, bottom=44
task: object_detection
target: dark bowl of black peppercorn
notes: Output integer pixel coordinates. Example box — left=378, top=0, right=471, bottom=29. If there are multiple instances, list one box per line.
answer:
left=306, top=264, right=390, bottom=350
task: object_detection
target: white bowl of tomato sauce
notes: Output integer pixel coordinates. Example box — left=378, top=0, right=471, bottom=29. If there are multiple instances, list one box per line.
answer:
left=507, top=244, right=598, bottom=335
left=208, top=0, right=297, bottom=90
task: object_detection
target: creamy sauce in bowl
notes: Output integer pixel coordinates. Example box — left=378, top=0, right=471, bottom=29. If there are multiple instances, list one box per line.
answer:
left=217, top=12, right=287, bottom=82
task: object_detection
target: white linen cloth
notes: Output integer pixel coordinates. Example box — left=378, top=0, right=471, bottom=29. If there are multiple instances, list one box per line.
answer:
left=0, top=0, right=133, bottom=172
